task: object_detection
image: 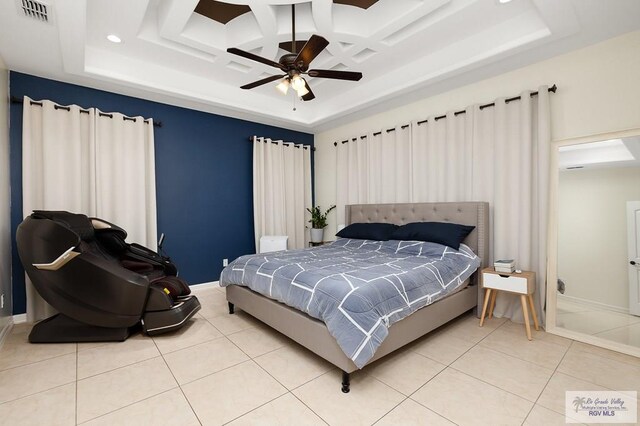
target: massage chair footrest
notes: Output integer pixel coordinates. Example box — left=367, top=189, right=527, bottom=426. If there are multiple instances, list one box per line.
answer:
left=142, top=295, right=201, bottom=336
left=29, top=313, right=131, bottom=343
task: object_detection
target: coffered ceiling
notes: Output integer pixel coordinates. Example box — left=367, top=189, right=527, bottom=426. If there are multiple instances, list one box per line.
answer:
left=0, top=0, right=639, bottom=132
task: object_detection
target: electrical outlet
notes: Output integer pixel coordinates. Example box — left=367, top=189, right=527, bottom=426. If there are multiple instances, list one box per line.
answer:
left=222, top=258, right=228, bottom=267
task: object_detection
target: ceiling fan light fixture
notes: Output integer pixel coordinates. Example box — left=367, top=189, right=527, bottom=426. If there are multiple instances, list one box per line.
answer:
left=295, top=83, right=309, bottom=98
left=291, top=74, right=305, bottom=91
left=276, top=78, right=290, bottom=95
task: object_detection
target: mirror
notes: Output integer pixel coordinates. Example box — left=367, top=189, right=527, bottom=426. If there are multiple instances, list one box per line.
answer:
left=548, top=129, right=640, bottom=355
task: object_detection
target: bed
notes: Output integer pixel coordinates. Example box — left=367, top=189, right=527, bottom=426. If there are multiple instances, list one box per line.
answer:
left=223, top=202, right=489, bottom=392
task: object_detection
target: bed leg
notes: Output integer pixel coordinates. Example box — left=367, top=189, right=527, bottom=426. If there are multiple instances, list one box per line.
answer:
left=341, top=371, right=350, bottom=393
left=228, top=302, right=235, bottom=314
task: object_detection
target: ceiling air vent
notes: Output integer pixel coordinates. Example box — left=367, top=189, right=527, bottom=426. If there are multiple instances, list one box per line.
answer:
left=18, top=0, right=50, bottom=23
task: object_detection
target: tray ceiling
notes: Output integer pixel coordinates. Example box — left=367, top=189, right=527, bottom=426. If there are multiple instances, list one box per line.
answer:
left=0, top=0, right=639, bottom=132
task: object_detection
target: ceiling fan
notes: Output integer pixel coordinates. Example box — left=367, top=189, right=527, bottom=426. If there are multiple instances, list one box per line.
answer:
left=226, top=4, right=363, bottom=101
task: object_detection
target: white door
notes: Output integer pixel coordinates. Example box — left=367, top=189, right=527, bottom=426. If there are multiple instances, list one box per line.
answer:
left=629, top=201, right=640, bottom=316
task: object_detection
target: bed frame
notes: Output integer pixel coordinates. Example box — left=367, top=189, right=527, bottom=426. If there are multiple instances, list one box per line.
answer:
left=226, top=202, right=489, bottom=392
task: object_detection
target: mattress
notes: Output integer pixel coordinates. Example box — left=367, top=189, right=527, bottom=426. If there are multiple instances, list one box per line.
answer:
left=220, top=238, right=481, bottom=368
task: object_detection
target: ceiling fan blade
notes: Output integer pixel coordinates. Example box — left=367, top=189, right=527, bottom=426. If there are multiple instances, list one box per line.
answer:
left=227, top=48, right=285, bottom=71
left=294, top=35, right=329, bottom=68
left=240, top=75, right=286, bottom=90
left=301, top=81, right=315, bottom=101
left=307, top=69, right=363, bottom=81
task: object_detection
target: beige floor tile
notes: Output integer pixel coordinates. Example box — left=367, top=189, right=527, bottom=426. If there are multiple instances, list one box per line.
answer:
left=376, top=398, right=455, bottom=426
left=499, top=320, right=572, bottom=348
left=366, top=350, right=445, bottom=395
left=451, top=345, right=553, bottom=401
left=0, top=328, right=76, bottom=370
left=83, top=388, right=199, bottom=426
left=557, top=310, right=640, bottom=336
left=410, top=329, right=475, bottom=365
left=228, top=326, right=289, bottom=358
left=537, top=372, right=610, bottom=421
left=152, top=315, right=222, bottom=354
left=207, top=310, right=260, bottom=335
left=77, top=357, right=177, bottom=423
left=182, top=360, right=287, bottom=425
left=412, top=368, right=532, bottom=426
left=293, top=370, right=405, bottom=426
left=227, top=393, right=326, bottom=426
left=523, top=404, right=570, bottom=426
left=164, top=337, right=249, bottom=384
left=570, top=341, right=640, bottom=367
left=558, top=347, right=640, bottom=395
left=479, top=327, right=569, bottom=369
left=0, top=383, right=75, bottom=426
left=77, top=334, right=160, bottom=379
left=190, top=284, right=222, bottom=295
left=595, top=323, right=640, bottom=348
left=197, top=290, right=232, bottom=319
left=0, top=353, right=76, bottom=403
left=444, top=312, right=506, bottom=343
left=254, top=344, right=333, bottom=390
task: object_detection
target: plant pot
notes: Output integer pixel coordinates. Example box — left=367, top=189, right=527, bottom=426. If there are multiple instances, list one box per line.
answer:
left=310, top=228, right=324, bottom=243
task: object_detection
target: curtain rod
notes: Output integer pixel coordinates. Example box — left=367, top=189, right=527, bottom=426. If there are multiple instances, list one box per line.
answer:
left=333, top=84, right=557, bottom=146
left=248, top=136, right=315, bottom=151
left=10, top=96, right=163, bottom=128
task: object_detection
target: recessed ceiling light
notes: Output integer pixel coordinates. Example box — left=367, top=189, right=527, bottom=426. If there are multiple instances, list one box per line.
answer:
left=107, top=34, right=122, bottom=43
left=498, top=0, right=513, bottom=3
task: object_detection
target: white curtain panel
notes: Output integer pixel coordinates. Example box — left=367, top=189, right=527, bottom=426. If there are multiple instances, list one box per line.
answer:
left=473, top=89, right=550, bottom=323
left=22, top=98, right=157, bottom=322
left=22, top=97, right=96, bottom=322
left=94, top=111, right=157, bottom=248
left=336, top=125, right=412, bottom=224
left=411, top=109, right=474, bottom=202
left=334, top=86, right=551, bottom=323
left=336, top=135, right=369, bottom=225
left=253, top=137, right=311, bottom=251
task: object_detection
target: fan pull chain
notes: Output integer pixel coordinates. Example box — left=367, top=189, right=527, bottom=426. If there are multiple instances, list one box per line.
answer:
left=293, top=94, right=297, bottom=111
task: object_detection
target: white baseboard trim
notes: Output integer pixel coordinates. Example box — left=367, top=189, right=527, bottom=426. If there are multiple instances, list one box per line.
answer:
left=189, top=281, right=220, bottom=289
left=12, top=313, right=27, bottom=324
left=558, top=294, right=629, bottom=315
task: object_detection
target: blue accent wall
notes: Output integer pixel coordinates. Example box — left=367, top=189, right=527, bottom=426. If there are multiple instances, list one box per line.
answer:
left=9, top=72, right=313, bottom=314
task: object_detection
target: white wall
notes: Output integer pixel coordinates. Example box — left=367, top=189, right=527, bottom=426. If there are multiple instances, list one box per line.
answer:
left=0, top=54, right=11, bottom=335
left=558, top=166, right=640, bottom=310
left=315, top=31, right=640, bottom=236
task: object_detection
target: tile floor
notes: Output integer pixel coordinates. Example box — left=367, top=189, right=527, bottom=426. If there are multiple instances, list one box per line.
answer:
left=0, top=285, right=639, bottom=425
left=557, top=298, right=640, bottom=347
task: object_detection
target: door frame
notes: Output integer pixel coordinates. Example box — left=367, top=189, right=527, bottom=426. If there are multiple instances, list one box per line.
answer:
left=546, top=127, right=640, bottom=358
left=628, top=200, right=640, bottom=316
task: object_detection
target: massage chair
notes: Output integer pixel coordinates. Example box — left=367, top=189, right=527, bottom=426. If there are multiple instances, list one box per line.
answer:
left=16, top=210, right=200, bottom=343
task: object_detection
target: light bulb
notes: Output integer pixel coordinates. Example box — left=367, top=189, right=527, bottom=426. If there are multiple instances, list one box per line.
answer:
left=295, top=84, right=309, bottom=97
left=291, top=74, right=305, bottom=91
left=107, top=34, right=122, bottom=43
left=275, top=78, right=290, bottom=95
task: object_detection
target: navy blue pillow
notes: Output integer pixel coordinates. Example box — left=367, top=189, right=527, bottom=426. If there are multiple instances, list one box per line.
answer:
left=390, top=222, right=475, bottom=250
left=336, top=222, right=399, bottom=241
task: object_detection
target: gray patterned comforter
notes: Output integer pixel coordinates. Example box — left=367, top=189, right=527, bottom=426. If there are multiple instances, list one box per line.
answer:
left=220, top=239, right=481, bottom=368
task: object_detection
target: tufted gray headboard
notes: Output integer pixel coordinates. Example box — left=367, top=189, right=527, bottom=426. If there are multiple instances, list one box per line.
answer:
left=345, top=202, right=490, bottom=286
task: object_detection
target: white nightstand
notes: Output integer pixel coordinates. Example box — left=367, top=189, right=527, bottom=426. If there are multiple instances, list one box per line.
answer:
left=479, top=267, right=539, bottom=340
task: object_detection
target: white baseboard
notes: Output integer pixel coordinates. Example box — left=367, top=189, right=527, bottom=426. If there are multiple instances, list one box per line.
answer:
left=12, top=313, right=27, bottom=324
left=558, top=294, right=629, bottom=315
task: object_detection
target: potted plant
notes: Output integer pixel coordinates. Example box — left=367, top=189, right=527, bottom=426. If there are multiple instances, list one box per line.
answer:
left=307, top=205, right=336, bottom=243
